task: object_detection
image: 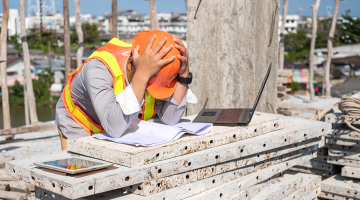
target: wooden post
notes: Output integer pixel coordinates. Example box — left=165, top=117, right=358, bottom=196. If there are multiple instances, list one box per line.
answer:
left=112, top=0, right=118, bottom=38
left=324, top=0, right=340, bottom=98
left=74, top=0, right=83, bottom=68
left=186, top=0, right=279, bottom=116
left=0, top=0, right=11, bottom=129
left=150, top=0, right=159, bottom=30
left=308, top=0, right=321, bottom=101
left=63, top=0, right=71, bottom=81
left=279, top=0, right=288, bottom=70
left=20, top=0, right=39, bottom=125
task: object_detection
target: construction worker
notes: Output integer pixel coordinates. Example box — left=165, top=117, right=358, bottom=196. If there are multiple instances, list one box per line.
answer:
left=55, top=30, right=197, bottom=150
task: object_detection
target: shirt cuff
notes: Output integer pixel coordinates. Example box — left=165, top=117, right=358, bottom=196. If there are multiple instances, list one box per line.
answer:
left=116, top=83, right=143, bottom=115
left=186, top=87, right=198, bottom=104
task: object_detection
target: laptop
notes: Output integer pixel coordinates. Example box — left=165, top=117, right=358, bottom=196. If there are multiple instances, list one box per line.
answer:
left=193, top=63, right=272, bottom=126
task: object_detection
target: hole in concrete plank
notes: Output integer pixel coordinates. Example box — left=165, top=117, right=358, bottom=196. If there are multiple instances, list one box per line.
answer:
left=212, top=179, right=215, bottom=184
left=138, top=186, right=142, bottom=190
left=286, top=163, right=288, bottom=167
left=125, top=176, right=130, bottom=181
left=234, top=172, right=236, bottom=175
left=322, top=129, right=324, bottom=132
left=156, top=153, right=160, bottom=157
left=284, top=139, right=287, bottom=142
left=88, top=186, right=93, bottom=190
left=52, top=183, right=55, bottom=187
left=13, top=169, right=15, bottom=173
left=254, top=129, right=257, bottom=133
left=257, top=154, right=260, bottom=157
left=32, top=176, right=35, bottom=181
left=304, top=134, right=307, bottom=137
left=212, top=168, right=214, bottom=171
left=352, top=172, right=354, bottom=175
left=60, top=186, right=63, bottom=191
left=263, top=144, right=266, bottom=147
left=210, top=140, right=213, bottom=144
left=215, top=155, right=219, bottom=159
left=186, top=175, right=189, bottom=179
left=246, top=194, right=248, bottom=197
left=240, top=149, right=243, bottom=153
left=220, top=193, right=222, bottom=197
left=158, top=183, right=161, bottom=187
left=185, top=146, right=188, bottom=150
left=256, top=176, right=259, bottom=179
left=163, top=198, right=165, bottom=200
left=188, top=162, right=191, bottom=166
left=158, top=169, right=162, bottom=173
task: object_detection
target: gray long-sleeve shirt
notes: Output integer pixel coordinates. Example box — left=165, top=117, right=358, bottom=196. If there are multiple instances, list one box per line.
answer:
left=55, top=59, right=197, bottom=139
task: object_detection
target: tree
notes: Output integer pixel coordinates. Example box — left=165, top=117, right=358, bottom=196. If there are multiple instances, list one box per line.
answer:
left=309, top=0, right=321, bottom=101
left=0, top=0, right=11, bottom=129
left=112, top=0, right=118, bottom=38
left=64, top=0, right=71, bottom=81
left=20, top=0, right=38, bottom=124
left=279, top=0, right=289, bottom=70
left=338, top=14, right=360, bottom=44
left=150, top=0, right=159, bottom=30
left=284, top=30, right=311, bottom=62
left=70, top=23, right=100, bottom=44
left=74, top=0, right=84, bottom=69
left=324, top=0, right=340, bottom=98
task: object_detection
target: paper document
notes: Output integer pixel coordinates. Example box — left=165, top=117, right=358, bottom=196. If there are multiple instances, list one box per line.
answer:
left=93, top=119, right=213, bottom=146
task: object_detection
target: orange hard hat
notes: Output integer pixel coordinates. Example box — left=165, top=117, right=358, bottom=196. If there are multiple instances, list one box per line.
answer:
left=132, top=30, right=181, bottom=99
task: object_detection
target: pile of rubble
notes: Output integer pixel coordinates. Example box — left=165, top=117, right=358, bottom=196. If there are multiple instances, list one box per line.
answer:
left=5, top=113, right=330, bottom=199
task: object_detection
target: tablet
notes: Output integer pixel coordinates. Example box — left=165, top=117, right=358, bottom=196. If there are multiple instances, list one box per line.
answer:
left=34, top=157, right=114, bottom=174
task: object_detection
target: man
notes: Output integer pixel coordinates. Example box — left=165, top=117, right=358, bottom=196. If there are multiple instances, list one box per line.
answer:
left=55, top=30, right=197, bottom=150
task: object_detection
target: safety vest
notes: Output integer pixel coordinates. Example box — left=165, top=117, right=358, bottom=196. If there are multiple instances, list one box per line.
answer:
left=62, top=38, right=156, bottom=135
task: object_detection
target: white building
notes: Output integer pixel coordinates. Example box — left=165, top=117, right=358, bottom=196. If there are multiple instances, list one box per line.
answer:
left=313, top=43, right=360, bottom=68
left=25, top=13, right=63, bottom=30
left=278, top=14, right=300, bottom=36
left=0, top=9, right=20, bottom=36
left=69, top=14, right=96, bottom=25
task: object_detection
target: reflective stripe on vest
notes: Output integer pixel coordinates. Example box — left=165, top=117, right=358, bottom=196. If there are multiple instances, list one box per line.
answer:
left=62, top=38, right=157, bottom=135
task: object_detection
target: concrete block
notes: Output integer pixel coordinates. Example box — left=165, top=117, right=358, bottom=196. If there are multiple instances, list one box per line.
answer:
left=342, top=166, right=360, bottom=180
left=67, top=113, right=285, bottom=167
left=34, top=152, right=317, bottom=200
left=329, top=149, right=360, bottom=161
left=319, top=192, right=357, bottom=200
left=322, top=174, right=360, bottom=199
left=296, top=160, right=341, bottom=172
left=312, top=154, right=328, bottom=163
left=327, top=156, right=360, bottom=167
left=301, top=186, right=321, bottom=200
left=281, top=173, right=321, bottom=200
left=329, top=125, right=360, bottom=140
left=289, top=167, right=335, bottom=177
left=129, top=141, right=320, bottom=196
left=6, top=117, right=329, bottom=199
left=326, top=137, right=360, bottom=147
left=325, top=113, right=360, bottom=125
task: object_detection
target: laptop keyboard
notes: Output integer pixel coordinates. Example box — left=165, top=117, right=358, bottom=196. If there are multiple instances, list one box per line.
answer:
left=215, top=109, right=242, bottom=124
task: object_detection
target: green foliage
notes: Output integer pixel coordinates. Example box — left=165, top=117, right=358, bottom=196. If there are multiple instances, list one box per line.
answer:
left=284, top=30, right=311, bottom=62
left=26, top=29, right=58, bottom=53
left=71, top=23, right=100, bottom=44
left=8, top=34, right=21, bottom=50
left=289, top=82, right=301, bottom=93
left=9, top=68, right=54, bottom=107
left=338, top=14, right=360, bottom=44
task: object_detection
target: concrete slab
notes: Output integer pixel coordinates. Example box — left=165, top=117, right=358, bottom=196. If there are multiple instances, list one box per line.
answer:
left=301, top=186, right=321, bottom=200
left=328, top=156, right=360, bottom=167
left=322, top=174, right=360, bottom=199
left=342, top=166, right=360, bottom=179
left=281, top=172, right=321, bottom=200
left=127, top=140, right=321, bottom=196
left=319, top=192, right=356, bottom=200
left=34, top=152, right=316, bottom=200
left=6, top=117, right=329, bottom=199
left=289, top=167, right=335, bottom=177
left=312, top=154, right=328, bottom=163
left=326, top=137, right=360, bottom=147
left=67, top=113, right=285, bottom=167
left=329, top=149, right=360, bottom=161
left=326, top=113, right=360, bottom=125
left=296, top=160, right=340, bottom=172
left=329, top=125, right=360, bottom=140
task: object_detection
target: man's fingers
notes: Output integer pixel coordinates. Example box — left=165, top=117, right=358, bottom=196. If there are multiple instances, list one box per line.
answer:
left=160, top=56, right=176, bottom=67
left=173, top=35, right=185, bottom=47
left=152, top=37, right=167, bottom=54
left=177, top=55, right=186, bottom=63
left=144, top=35, right=156, bottom=53
left=157, top=44, right=173, bottom=59
left=132, top=45, right=140, bottom=58
left=175, top=44, right=186, bottom=55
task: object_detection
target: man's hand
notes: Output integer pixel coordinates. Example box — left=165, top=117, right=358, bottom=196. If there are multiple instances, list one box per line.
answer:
left=131, top=35, right=175, bottom=103
left=132, top=35, right=175, bottom=81
left=173, top=35, right=189, bottom=78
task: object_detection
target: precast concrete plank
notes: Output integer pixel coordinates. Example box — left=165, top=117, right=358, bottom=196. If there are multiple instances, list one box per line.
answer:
left=243, top=173, right=303, bottom=200
left=312, top=155, right=328, bottom=163
left=300, top=186, right=321, bottom=200
left=6, top=118, right=329, bottom=199
left=128, top=139, right=323, bottom=196
left=34, top=152, right=316, bottom=200
left=329, top=149, right=360, bottom=161
left=67, top=113, right=285, bottom=167
left=327, top=156, right=360, bottom=167
left=342, top=166, right=360, bottom=179
left=329, top=125, right=360, bottom=140
left=281, top=172, right=321, bottom=200
left=326, top=137, right=360, bottom=147
left=322, top=174, right=360, bottom=199
left=319, top=192, right=358, bottom=200
left=325, top=113, right=360, bottom=125
left=289, top=167, right=335, bottom=177
left=328, top=144, right=360, bottom=152
left=296, top=160, right=340, bottom=172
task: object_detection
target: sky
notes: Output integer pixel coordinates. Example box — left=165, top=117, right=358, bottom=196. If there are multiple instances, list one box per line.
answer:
left=0, top=0, right=359, bottom=18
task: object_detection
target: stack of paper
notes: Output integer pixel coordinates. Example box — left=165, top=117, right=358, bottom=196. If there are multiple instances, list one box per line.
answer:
left=93, top=119, right=213, bottom=146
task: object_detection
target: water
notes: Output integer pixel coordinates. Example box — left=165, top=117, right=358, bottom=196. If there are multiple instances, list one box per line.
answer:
left=0, top=106, right=56, bottom=129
